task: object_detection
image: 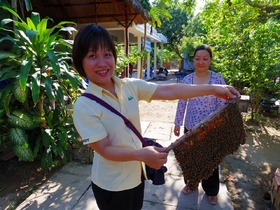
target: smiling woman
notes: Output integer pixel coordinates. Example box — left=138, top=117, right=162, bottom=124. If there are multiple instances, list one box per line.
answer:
left=71, top=24, right=240, bottom=210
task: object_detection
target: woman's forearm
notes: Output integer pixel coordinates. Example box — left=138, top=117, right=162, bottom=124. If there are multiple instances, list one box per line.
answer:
left=152, top=83, right=239, bottom=100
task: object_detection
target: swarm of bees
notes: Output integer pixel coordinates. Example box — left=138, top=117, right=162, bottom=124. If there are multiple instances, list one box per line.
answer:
left=168, top=100, right=246, bottom=191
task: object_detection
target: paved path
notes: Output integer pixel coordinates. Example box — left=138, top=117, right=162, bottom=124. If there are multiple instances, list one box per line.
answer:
left=16, top=121, right=234, bottom=210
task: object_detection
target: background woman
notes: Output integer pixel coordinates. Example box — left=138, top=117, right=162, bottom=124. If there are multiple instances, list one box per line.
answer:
left=174, top=44, right=227, bottom=205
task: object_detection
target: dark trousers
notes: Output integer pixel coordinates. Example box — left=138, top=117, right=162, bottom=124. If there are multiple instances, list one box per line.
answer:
left=201, top=167, right=220, bottom=196
left=91, top=181, right=145, bottom=210
left=184, top=127, right=220, bottom=196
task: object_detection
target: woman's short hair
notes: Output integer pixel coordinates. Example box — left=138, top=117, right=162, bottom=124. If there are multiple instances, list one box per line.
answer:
left=72, top=24, right=117, bottom=77
left=194, top=44, right=212, bottom=59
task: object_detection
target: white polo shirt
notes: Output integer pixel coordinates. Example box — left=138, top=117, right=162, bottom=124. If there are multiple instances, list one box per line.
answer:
left=73, top=76, right=158, bottom=191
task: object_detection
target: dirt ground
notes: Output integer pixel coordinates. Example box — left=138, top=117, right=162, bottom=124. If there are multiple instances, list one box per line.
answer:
left=0, top=72, right=279, bottom=209
left=0, top=157, right=61, bottom=209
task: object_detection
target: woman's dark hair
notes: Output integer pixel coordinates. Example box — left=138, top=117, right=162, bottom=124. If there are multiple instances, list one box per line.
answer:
left=72, top=24, right=117, bottom=77
left=194, top=44, right=212, bottom=59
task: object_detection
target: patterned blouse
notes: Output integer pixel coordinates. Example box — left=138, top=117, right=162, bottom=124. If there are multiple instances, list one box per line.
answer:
left=174, top=71, right=226, bottom=130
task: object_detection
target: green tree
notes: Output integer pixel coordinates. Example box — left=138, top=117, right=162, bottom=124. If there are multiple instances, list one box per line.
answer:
left=156, top=7, right=192, bottom=69
left=148, top=0, right=196, bottom=27
left=199, top=0, right=280, bottom=119
left=244, top=0, right=280, bottom=20
left=146, top=0, right=199, bottom=70
left=180, top=15, right=207, bottom=59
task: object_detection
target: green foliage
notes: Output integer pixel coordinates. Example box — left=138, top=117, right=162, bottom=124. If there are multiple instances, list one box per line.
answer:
left=8, top=127, right=34, bottom=161
left=23, top=0, right=33, bottom=11
left=0, top=0, right=11, bottom=21
left=148, top=0, right=194, bottom=28
left=149, top=6, right=172, bottom=28
left=140, top=0, right=151, bottom=11
left=198, top=0, right=280, bottom=119
left=180, top=15, right=206, bottom=58
left=115, top=44, right=146, bottom=76
left=0, top=6, right=82, bottom=168
left=156, top=6, right=192, bottom=68
left=243, top=0, right=280, bottom=20
left=7, top=110, right=42, bottom=130
left=154, top=0, right=279, bottom=120
left=167, top=50, right=179, bottom=68
left=35, top=107, right=78, bottom=169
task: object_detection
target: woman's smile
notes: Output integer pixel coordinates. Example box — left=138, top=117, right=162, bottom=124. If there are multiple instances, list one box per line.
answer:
left=82, top=47, right=116, bottom=85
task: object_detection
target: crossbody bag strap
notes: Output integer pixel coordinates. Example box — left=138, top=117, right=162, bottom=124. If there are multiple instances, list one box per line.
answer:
left=82, top=93, right=148, bottom=146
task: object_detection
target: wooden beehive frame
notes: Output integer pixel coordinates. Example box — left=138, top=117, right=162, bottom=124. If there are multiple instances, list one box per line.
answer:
left=165, top=97, right=246, bottom=190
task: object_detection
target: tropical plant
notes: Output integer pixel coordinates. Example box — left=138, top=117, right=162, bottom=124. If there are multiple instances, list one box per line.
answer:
left=0, top=6, right=83, bottom=169
left=115, top=44, right=146, bottom=77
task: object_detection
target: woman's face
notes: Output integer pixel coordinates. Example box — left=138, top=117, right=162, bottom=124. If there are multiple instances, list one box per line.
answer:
left=82, top=46, right=116, bottom=87
left=194, top=50, right=211, bottom=73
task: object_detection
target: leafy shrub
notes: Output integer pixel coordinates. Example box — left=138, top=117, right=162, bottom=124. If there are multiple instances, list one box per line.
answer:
left=0, top=6, right=83, bottom=169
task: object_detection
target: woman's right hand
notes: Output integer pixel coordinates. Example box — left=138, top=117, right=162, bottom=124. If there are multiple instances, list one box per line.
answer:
left=174, top=125, right=181, bottom=136
left=141, top=146, right=168, bottom=170
left=89, top=137, right=168, bottom=169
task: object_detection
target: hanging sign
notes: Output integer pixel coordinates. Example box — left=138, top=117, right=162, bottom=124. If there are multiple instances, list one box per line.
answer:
left=142, top=38, right=151, bottom=52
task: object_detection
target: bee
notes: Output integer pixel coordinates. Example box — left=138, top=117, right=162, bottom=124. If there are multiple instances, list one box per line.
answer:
left=173, top=102, right=246, bottom=189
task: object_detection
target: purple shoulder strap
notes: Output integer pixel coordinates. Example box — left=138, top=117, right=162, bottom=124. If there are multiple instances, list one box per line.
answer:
left=82, top=93, right=148, bottom=146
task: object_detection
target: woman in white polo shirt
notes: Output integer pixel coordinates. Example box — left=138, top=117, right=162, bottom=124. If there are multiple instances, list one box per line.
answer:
left=72, top=24, right=240, bottom=210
